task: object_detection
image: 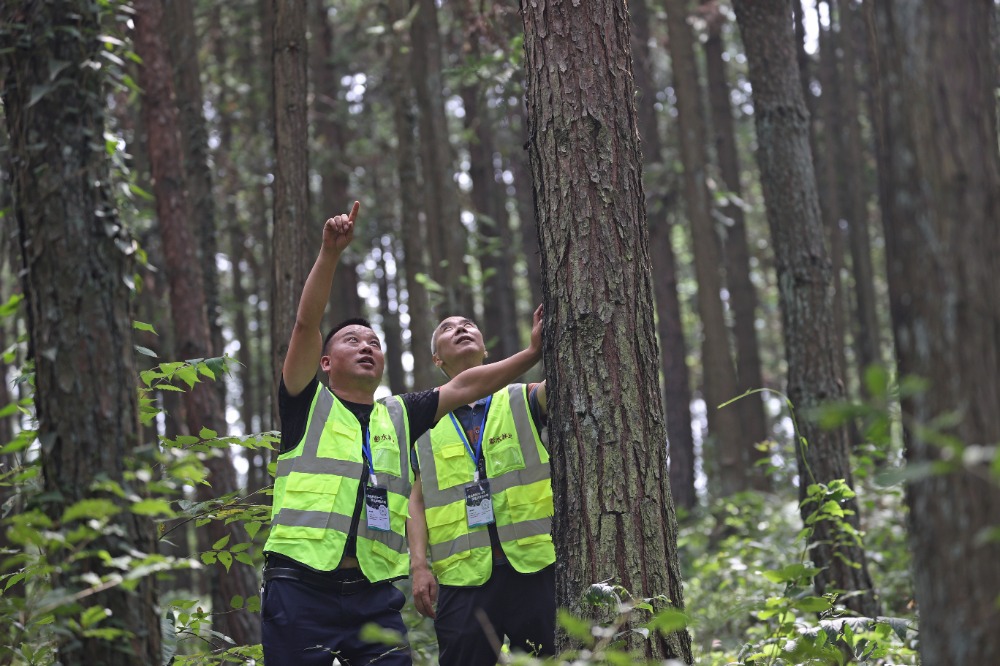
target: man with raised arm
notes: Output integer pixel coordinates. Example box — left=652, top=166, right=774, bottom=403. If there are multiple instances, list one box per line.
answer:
left=260, top=201, right=543, bottom=666
left=408, top=315, right=555, bottom=665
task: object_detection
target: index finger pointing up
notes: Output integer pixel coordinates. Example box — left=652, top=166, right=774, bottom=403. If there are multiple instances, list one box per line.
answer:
left=349, top=201, right=360, bottom=223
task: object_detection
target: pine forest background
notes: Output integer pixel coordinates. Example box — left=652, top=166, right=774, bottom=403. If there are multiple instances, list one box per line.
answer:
left=0, top=0, right=998, bottom=665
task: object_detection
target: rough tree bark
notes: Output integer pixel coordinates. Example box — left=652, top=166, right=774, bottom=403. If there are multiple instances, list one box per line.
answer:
left=866, top=2, right=1000, bottom=661
left=520, top=1, right=693, bottom=660
left=1, top=1, right=161, bottom=661
left=732, top=0, right=880, bottom=617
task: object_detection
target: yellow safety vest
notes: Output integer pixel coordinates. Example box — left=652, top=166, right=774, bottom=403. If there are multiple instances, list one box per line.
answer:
left=415, top=384, right=554, bottom=586
left=264, top=384, right=413, bottom=582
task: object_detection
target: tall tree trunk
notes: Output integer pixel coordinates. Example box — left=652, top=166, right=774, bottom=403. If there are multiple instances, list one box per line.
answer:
left=376, top=237, right=407, bottom=394
left=701, top=1, right=771, bottom=490
left=311, top=0, right=364, bottom=327
left=835, top=0, right=882, bottom=390
left=866, top=2, right=1000, bottom=661
left=1, top=2, right=161, bottom=662
left=815, top=1, right=852, bottom=406
left=509, top=104, right=546, bottom=312
left=520, top=1, right=693, bottom=660
left=272, top=0, right=312, bottom=402
left=409, top=0, right=472, bottom=316
left=132, top=0, right=260, bottom=644
left=664, top=0, right=747, bottom=498
left=630, top=0, right=697, bottom=510
left=459, top=11, right=520, bottom=359
left=386, top=0, right=436, bottom=389
left=732, top=0, right=880, bottom=618
left=164, top=0, right=225, bottom=370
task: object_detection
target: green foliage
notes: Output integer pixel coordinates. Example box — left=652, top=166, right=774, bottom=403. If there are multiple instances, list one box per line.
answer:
left=0, top=337, right=277, bottom=664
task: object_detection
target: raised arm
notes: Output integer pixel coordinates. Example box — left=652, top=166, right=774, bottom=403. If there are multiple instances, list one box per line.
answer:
left=282, top=201, right=359, bottom=396
left=434, top=304, right=544, bottom=420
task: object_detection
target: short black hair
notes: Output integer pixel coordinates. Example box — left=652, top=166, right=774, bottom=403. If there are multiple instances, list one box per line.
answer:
left=323, top=317, right=374, bottom=353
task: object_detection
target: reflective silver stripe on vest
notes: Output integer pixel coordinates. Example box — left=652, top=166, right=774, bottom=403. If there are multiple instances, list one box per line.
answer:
left=420, top=465, right=552, bottom=507
left=419, top=384, right=552, bottom=561
left=355, top=396, right=410, bottom=552
left=273, top=388, right=411, bottom=544
left=507, top=384, right=542, bottom=467
left=275, top=387, right=337, bottom=479
left=273, top=507, right=353, bottom=532
left=429, top=516, right=553, bottom=562
left=376, top=396, right=411, bottom=498
left=419, top=384, right=547, bottom=509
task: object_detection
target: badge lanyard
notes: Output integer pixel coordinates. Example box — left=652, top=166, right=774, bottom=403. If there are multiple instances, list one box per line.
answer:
left=449, top=395, right=492, bottom=482
left=362, top=426, right=391, bottom=532
left=362, top=428, right=378, bottom=488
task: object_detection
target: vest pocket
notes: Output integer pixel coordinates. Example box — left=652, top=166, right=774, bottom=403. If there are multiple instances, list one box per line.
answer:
left=271, top=475, right=344, bottom=539
left=485, top=438, right=526, bottom=478
left=371, top=442, right=402, bottom=478
left=433, top=442, right=472, bottom=490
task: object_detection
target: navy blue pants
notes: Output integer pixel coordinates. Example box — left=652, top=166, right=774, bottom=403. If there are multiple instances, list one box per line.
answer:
left=435, top=563, right=555, bottom=666
left=261, top=577, right=410, bottom=666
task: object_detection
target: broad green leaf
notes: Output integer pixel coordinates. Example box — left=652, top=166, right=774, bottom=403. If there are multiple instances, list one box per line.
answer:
left=793, top=596, right=834, bottom=613
left=62, top=498, right=121, bottom=523
left=131, top=499, right=174, bottom=517
left=218, top=551, right=233, bottom=572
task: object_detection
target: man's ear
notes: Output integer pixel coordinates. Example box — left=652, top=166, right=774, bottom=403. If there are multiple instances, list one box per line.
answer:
left=320, top=355, right=332, bottom=372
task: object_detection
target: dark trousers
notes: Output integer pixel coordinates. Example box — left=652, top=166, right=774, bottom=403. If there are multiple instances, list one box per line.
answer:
left=261, top=577, right=410, bottom=666
left=435, top=563, right=555, bottom=666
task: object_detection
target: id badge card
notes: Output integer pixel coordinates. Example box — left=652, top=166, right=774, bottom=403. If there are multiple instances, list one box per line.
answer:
left=365, top=485, right=391, bottom=532
left=465, top=480, right=495, bottom=528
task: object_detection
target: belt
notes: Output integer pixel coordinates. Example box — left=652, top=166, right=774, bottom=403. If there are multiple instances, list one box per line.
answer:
left=263, top=567, right=371, bottom=595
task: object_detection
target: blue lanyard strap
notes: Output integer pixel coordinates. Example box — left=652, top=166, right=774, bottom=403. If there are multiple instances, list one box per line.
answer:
left=362, top=428, right=378, bottom=486
left=448, top=395, right=492, bottom=478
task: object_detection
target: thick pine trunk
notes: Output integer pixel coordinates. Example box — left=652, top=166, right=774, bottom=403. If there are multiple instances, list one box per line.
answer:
left=133, top=0, right=260, bottom=644
left=664, top=0, right=747, bottom=498
left=2, top=2, right=161, bottom=662
left=629, top=0, right=697, bottom=510
left=520, top=1, right=693, bottom=660
left=732, top=0, right=880, bottom=617
left=867, top=3, right=1000, bottom=661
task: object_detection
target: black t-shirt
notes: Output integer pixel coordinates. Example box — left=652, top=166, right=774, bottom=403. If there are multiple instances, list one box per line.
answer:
left=268, top=375, right=440, bottom=574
